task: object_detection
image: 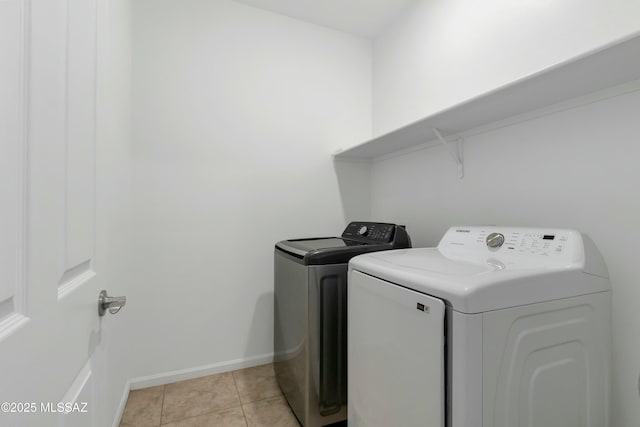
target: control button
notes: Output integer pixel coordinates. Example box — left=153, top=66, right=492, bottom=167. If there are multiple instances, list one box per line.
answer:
left=358, top=226, right=368, bottom=236
left=486, top=233, right=505, bottom=248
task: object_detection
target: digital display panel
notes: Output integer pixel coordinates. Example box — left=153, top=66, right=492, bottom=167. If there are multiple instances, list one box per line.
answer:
left=543, top=235, right=555, bottom=240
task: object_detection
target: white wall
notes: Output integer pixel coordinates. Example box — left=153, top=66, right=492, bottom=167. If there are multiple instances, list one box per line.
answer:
left=373, top=0, right=640, bottom=136
left=370, top=88, right=640, bottom=427
left=128, top=0, right=371, bottom=379
left=95, top=0, right=133, bottom=424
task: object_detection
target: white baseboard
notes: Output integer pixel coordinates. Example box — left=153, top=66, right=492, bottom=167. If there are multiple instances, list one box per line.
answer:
left=128, top=352, right=274, bottom=390
left=111, top=352, right=274, bottom=426
left=111, top=381, right=131, bottom=427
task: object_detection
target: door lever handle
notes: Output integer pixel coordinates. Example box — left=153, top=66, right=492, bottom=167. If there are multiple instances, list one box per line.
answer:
left=98, top=290, right=127, bottom=316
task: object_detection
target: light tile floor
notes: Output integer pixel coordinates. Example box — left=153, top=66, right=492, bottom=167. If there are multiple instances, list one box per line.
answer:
left=120, top=363, right=300, bottom=427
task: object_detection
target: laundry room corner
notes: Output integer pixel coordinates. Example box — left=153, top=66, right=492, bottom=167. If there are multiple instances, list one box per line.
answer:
left=332, top=158, right=373, bottom=223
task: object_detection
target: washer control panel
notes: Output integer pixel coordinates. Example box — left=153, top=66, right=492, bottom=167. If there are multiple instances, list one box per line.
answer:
left=439, top=226, right=578, bottom=258
left=342, top=222, right=397, bottom=243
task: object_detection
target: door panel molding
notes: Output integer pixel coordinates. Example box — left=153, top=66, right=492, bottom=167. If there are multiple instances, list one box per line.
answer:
left=59, top=359, right=95, bottom=426
left=58, top=260, right=96, bottom=300
left=0, top=0, right=30, bottom=341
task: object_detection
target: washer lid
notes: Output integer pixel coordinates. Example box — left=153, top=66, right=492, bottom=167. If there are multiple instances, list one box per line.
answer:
left=349, top=226, right=610, bottom=314
left=276, top=237, right=394, bottom=266
left=275, top=222, right=412, bottom=265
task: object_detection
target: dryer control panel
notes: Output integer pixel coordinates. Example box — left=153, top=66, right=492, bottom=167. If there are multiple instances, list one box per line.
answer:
left=438, top=226, right=583, bottom=263
left=477, top=229, right=571, bottom=256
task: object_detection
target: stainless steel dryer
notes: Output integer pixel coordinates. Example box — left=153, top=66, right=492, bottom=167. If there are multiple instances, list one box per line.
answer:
left=274, top=222, right=411, bottom=427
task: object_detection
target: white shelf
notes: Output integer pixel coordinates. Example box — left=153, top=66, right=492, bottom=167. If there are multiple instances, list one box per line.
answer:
left=334, top=32, right=640, bottom=160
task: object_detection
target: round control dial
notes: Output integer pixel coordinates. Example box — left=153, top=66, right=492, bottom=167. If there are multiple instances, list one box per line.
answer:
left=486, top=232, right=505, bottom=248
left=358, top=226, right=368, bottom=236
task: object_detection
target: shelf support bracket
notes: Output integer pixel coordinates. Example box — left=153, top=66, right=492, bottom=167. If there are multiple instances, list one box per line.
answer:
left=433, top=128, right=464, bottom=179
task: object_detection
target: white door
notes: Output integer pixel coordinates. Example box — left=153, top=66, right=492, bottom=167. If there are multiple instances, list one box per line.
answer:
left=348, top=270, right=445, bottom=427
left=0, top=0, right=117, bottom=425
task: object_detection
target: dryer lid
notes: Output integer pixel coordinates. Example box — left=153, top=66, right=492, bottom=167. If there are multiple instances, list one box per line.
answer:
left=349, top=226, right=610, bottom=313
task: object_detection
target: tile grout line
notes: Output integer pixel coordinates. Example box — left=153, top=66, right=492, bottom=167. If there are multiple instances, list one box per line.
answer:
left=158, top=384, right=166, bottom=427
left=243, top=394, right=282, bottom=404
left=158, top=405, right=245, bottom=426
left=231, top=370, right=250, bottom=426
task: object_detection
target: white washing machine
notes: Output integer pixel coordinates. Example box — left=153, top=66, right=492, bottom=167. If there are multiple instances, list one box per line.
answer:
left=348, top=226, right=611, bottom=427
